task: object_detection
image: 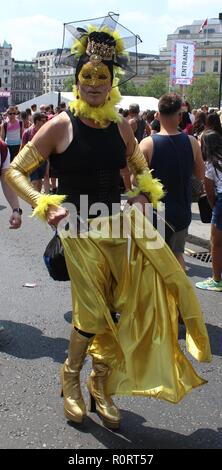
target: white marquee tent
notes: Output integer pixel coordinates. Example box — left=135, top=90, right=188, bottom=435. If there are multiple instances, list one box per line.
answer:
left=17, top=92, right=159, bottom=112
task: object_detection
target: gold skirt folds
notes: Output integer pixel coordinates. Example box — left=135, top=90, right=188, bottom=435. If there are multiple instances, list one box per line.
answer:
left=60, top=207, right=211, bottom=404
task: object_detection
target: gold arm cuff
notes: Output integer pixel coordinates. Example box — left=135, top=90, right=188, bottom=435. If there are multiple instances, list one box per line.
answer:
left=127, top=140, right=148, bottom=175
left=5, top=142, right=46, bottom=208
left=127, top=140, right=164, bottom=207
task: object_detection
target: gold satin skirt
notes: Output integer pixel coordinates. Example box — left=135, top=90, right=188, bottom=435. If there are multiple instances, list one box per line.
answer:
left=61, top=208, right=211, bottom=404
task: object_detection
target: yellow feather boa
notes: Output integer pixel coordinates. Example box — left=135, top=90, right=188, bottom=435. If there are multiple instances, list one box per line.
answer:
left=31, top=194, right=66, bottom=221
left=69, top=84, right=122, bottom=127
left=127, top=170, right=165, bottom=208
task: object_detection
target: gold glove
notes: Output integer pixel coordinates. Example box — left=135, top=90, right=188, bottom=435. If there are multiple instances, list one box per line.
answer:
left=127, top=140, right=164, bottom=207
left=5, top=142, right=66, bottom=220
left=5, top=142, right=46, bottom=207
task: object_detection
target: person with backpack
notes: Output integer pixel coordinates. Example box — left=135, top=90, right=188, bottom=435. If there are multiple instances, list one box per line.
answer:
left=0, top=106, right=23, bottom=162
left=128, top=103, right=149, bottom=143
left=0, top=137, right=22, bottom=228
left=20, top=112, right=48, bottom=192
left=196, top=130, right=222, bottom=291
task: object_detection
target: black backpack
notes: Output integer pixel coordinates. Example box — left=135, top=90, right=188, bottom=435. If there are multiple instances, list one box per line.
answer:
left=0, top=138, right=8, bottom=175
left=135, top=118, right=146, bottom=143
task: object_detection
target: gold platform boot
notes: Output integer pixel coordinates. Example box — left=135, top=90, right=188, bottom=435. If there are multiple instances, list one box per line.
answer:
left=87, top=359, right=121, bottom=429
left=61, top=328, right=92, bottom=424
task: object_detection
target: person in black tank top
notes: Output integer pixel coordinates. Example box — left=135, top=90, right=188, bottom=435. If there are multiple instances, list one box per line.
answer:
left=140, top=93, right=204, bottom=271
left=6, top=24, right=211, bottom=431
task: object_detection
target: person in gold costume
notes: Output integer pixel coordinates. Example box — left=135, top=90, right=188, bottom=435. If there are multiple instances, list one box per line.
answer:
left=5, top=14, right=211, bottom=430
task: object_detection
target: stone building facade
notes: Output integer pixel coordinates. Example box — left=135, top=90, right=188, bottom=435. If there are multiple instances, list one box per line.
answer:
left=11, top=60, right=43, bottom=105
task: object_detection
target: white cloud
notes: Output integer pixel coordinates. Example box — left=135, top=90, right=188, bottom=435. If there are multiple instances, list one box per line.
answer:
left=120, top=13, right=194, bottom=53
left=0, top=15, right=63, bottom=60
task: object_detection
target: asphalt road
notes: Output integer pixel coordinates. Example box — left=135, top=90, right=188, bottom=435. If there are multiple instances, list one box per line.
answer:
left=0, top=188, right=222, bottom=450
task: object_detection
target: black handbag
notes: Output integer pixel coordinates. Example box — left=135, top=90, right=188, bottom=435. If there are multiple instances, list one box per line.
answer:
left=198, top=194, right=212, bottom=223
left=43, top=232, right=70, bottom=281
left=190, top=174, right=204, bottom=202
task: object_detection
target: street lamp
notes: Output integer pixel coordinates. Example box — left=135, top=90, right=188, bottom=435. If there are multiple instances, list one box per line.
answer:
left=219, top=50, right=222, bottom=110
left=57, top=80, right=62, bottom=107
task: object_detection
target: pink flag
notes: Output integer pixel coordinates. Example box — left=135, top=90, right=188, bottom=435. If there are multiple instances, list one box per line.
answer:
left=199, top=18, right=208, bottom=33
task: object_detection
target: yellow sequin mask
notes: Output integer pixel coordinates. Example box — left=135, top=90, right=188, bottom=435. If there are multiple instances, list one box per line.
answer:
left=78, top=62, right=111, bottom=87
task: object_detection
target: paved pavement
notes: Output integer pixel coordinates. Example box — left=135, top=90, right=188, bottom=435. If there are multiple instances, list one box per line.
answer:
left=0, top=190, right=222, bottom=450
left=187, top=203, right=211, bottom=250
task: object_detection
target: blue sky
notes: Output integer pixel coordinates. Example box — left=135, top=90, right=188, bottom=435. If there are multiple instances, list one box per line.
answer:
left=1, top=0, right=222, bottom=60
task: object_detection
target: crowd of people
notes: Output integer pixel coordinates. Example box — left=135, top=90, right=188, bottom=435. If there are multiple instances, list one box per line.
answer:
left=0, top=101, right=68, bottom=199
left=0, top=13, right=216, bottom=432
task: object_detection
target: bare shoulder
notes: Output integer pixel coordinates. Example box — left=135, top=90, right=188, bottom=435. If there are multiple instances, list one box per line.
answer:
left=139, top=136, right=153, bottom=163
left=32, top=111, right=71, bottom=156
left=188, top=135, right=198, bottom=145
left=188, top=134, right=199, bottom=152
left=140, top=135, right=153, bottom=151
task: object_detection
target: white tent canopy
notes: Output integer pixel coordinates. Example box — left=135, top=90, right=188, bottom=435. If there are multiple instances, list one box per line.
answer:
left=118, top=95, right=159, bottom=112
left=18, top=92, right=159, bottom=112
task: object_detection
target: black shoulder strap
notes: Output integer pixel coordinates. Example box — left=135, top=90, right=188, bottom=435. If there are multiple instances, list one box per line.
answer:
left=3, top=121, right=7, bottom=139
left=19, top=120, right=23, bottom=138
left=66, top=110, right=79, bottom=136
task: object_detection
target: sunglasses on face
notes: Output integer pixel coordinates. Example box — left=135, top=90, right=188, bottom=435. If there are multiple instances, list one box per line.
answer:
left=8, top=112, right=16, bottom=115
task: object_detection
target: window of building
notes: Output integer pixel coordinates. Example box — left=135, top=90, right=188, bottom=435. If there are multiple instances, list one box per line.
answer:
left=5, top=60, right=8, bottom=65
left=202, top=50, right=206, bottom=56
left=215, top=50, right=220, bottom=56
left=139, top=67, right=146, bottom=75
left=213, top=60, right=219, bottom=72
left=201, top=61, right=206, bottom=73
left=204, top=28, right=215, bottom=34
left=179, top=29, right=190, bottom=34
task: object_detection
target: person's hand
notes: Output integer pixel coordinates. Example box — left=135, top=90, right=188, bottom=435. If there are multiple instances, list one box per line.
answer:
left=9, top=212, right=22, bottom=229
left=126, top=193, right=149, bottom=214
left=46, top=204, right=69, bottom=226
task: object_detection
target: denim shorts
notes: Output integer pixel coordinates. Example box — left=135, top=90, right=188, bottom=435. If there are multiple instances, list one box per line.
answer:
left=212, top=193, right=222, bottom=230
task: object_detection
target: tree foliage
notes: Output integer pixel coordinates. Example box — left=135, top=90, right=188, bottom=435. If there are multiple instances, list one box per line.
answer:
left=183, top=74, right=219, bottom=108
left=140, top=75, right=168, bottom=98
left=119, top=80, right=139, bottom=96
left=63, top=76, right=75, bottom=92
left=120, top=75, right=168, bottom=98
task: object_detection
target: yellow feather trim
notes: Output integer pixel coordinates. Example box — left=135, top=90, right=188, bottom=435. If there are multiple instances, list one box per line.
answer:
left=69, top=83, right=122, bottom=126
left=31, top=194, right=66, bottom=221
left=127, top=170, right=165, bottom=208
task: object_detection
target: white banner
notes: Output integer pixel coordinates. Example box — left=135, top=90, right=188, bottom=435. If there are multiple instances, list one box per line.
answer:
left=0, top=91, right=11, bottom=97
left=174, top=41, right=195, bottom=86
